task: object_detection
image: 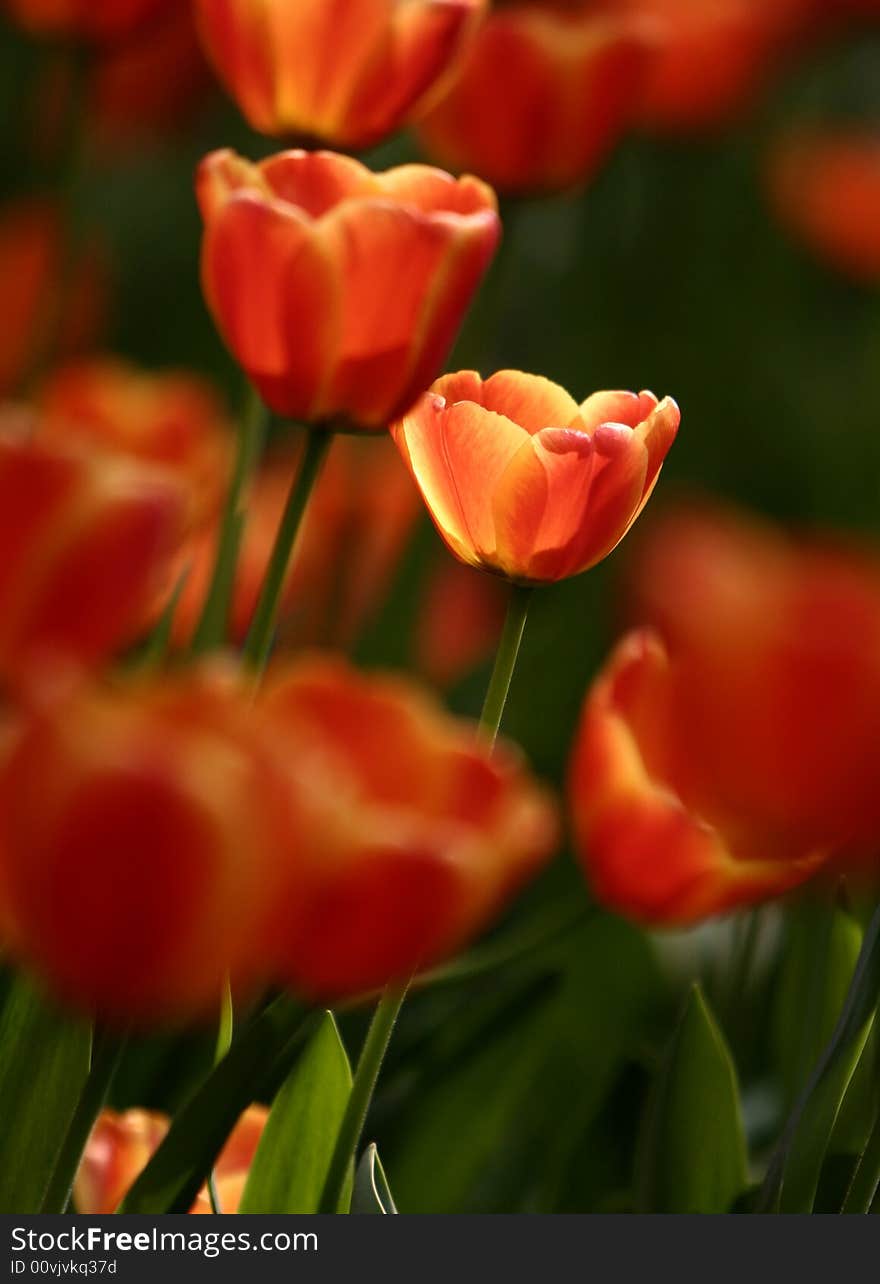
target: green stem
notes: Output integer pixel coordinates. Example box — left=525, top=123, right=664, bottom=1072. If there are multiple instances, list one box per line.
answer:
left=318, top=986, right=407, bottom=1215
left=842, top=1105, right=880, bottom=1213
left=478, top=583, right=533, bottom=745
left=40, top=1028, right=124, bottom=1214
left=215, top=977, right=234, bottom=1065
left=192, top=385, right=268, bottom=654
left=243, top=428, right=332, bottom=675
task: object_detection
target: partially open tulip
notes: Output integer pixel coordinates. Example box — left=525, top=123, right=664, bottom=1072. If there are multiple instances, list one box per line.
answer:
left=260, top=655, right=558, bottom=999
left=171, top=436, right=418, bottom=649
left=76, top=1106, right=268, bottom=1214
left=3, top=0, right=174, bottom=41
left=417, top=3, right=653, bottom=194
left=392, top=371, right=679, bottom=584
left=0, top=665, right=290, bottom=1021
left=0, top=410, right=185, bottom=687
left=38, top=358, right=233, bottom=528
left=569, top=505, right=880, bottom=924
left=0, top=200, right=105, bottom=399
left=197, top=150, right=500, bottom=429
left=195, top=0, right=484, bottom=149
left=767, top=131, right=880, bottom=283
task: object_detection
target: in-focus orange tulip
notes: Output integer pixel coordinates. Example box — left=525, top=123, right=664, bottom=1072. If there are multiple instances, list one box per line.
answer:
left=0, top=200, right=105, bottom=399
left=260, top=655, right=558, bottom=999
left=604, top=0, right=811, bottom=134
left=393, top=371, right=679, bottom=584
left=76, top=1106, right=268, bottom=1214
left=2, top=0, right=174, bottom=41
left=767, top=131, right=880, bottom=283
left=0, top=665, right=290, bottom=1022
left=568, top=505, right=880, bottom=924
left=417, top=3, right=653, bottom=194
left=197, top=149, right=500, bottom=429
left=38, top=358, right=233, bottom=528
left=171, top=435, right=418, bottom=650
left=195, top=0, right=484, bottom=149
left=0, top=409, right=185, bottom=686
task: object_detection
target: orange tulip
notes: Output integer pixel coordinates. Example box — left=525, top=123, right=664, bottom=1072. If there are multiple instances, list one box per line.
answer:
left=568, top=505, right=880, bottom=924
left=195, top=0, right=484, bottom=149
left=75, top=1105, right=268, bottom=1214
left=3, top=0, right=174, bottom=41
left=0, top=199, right=105, bottom=399
left=604, top=0, right=811, bottom=134
left=392, top=371, right=679, bottom=584
left=171, top=435, right=418, bottom=649
left=0, top=409, right=185, bottom=686
left=416, top=3, right=653, bottom=194
left=767, top=131, right=880, bottom=283
left=0, top=665, right=289, bottom=1022
left=197, top=149, right=500, bottom=429
left=38, top=358, right=233, bottom=528
left=259, top=655, right=558, bottom=999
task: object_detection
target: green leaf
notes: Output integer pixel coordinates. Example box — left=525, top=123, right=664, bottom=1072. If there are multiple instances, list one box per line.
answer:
left=759, top=903, right=880, bottom=1213
left=120, top=995, right=313, bottom=1213
left=351, top=1144, right=398, bottom=1214
left=637, top=983, right=748, bottom=1213
left=240, top=1012, right=352, bottom=1214
left=0, top=974, right=91, bottom=1213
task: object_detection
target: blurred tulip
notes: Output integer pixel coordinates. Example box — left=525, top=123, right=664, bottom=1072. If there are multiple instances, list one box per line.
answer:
left=606, top=0, right=811, bottom=135
left=0, top=408, right=185, bottom=686
left=195, top=0, right=484, bottom=149
left=415, top=557, right=507, bottom=688
left=0, top=665, right=290, bottom=1022
left=569, top=505, right=880, bottom=923
left=89, top=4, right=215, bottom=145
left=0, top=199, right=105, bottom=399
left=38, top=358, right=233, bottom=528
left=767, top=130, right=880, bottom=283
left=172, top=436, right=418, bottom=649
left=260, top=655, right=558, bottom=999
left=3, top=0, right=174, bottom=41
left=76, top=1105, right=268, bottom=1213
left=417, top=2, right=653, bottom=194
left=197, top=149, right=500, bottom=429
left=393, top=371, right=679, bottom=584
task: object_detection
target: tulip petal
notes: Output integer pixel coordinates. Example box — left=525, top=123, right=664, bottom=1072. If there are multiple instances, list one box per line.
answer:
left=576, top=389, right=647, bottom=432
left=482, top=369, right=580, bottom=434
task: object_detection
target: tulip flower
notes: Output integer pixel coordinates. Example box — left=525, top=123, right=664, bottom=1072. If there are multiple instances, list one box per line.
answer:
left=416, top=3, right=653, bottom=194
left=0, top=665, right=290, bottom=1021
left=75, top=1106, right=267, bottom=1214
left=0, top=200, right=105, bottom=399
left=569, top=506, right=880, bottom=924
left=38, top=358, right=233, bottom=528
left=194, top=0, right=484, bottom=149
left=171, top=437, right=418, bottom=649
left=767, top=131, right=880, bottom=283
left=3, top=0, right=174, bottom=41
left=260, top=655, right=558, bottom=999
left=392, top=371, right=679, bottom=584
left=197, top=149, right=500, bottom=430
left=0, top=410, right=185, bottom=686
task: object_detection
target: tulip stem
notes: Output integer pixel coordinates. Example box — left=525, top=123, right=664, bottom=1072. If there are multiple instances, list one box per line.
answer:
left=40, top=1027, right=125, bottom=1214
left=479, top=583, right=533, bottom=746
left=243, top=427, right=333, bottom=675
left=318, top=984, right=407, bottom=1215
left=192, top=384, right=268, bottom=653
left=841, top=1101, right=880, bottom=1212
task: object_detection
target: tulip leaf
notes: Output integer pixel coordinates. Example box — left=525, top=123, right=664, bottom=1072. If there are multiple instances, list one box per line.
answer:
left=637, top=983, right=748, bottom=1213
left=239, top=1011, right=353, bottom=1214
left=120, top=995, right=314, bottom=1213
left=0, top=973, right=91, bottom=1213
left=759, top=904, right=880, bottom=1213
left=351, top=1144, right=398, bottom=1214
